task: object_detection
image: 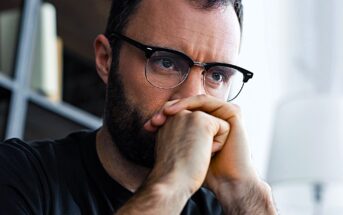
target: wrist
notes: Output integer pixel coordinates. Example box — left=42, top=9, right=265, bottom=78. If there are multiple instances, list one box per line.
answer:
left=143, top=169, right=194, bottom=205
left=117, top=177, right=192, bottom=215
left=212, top=177, right=257, bottom=202
left=208, top=170, right=259, bottom=197
left=146, top=180, right=192, bottom=203
left=213, top=179, right=277, bottom=215
left=147, top=164, right=201, bottom=197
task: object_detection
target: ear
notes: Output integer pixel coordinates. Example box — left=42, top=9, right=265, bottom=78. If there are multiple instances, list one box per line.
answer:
left=94, top=34, right=112, bottom=85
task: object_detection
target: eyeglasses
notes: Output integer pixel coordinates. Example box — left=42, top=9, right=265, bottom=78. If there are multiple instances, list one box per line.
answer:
left=111, top=32, right=253, bottom=101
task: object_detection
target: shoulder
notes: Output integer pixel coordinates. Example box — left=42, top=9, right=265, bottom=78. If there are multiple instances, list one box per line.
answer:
left=0, top=130, right=95, bottom=164
left=0, top=130, right=96, bottom=174
left=0, top=137, right=48, bottom=178
left=0, top=130, right=96, bottom=213
left=0, top=138, right=54, bottom=213
left=0, top=134, right=69, bottom=185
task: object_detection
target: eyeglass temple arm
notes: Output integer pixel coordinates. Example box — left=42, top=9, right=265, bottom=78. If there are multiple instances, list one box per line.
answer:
left=112, top=32, right=150, bottom=52
left=243, top=72, right=253, bottom=83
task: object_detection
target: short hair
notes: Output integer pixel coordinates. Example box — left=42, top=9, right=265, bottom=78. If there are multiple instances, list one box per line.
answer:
left=104, top=0, right=243, bottom=78
left=105, top=0, right=243, bottom=39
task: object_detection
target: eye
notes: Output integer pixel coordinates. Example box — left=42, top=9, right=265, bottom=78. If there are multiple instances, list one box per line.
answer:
left=150, top=56, right=181, bottom=72
left=149, top=50, right=190, bottom=76
left=205, top=66, right=236, bottom=88
left=210, top=72, right=224, bottom=83
left=208, top=68, right=234, bottom=83
left=159, top=58, right=175, bottom=70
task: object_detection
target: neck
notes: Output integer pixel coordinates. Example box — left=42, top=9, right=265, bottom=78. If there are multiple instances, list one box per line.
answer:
left=96, top=126, right=151, bottom=192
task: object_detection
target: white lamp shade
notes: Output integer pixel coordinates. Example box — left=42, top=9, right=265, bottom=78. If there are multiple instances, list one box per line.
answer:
left=267, top=97, right=343, bottom=185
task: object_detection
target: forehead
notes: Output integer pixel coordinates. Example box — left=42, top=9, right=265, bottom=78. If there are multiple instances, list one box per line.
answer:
left=124, top=0, right=241, bottom=63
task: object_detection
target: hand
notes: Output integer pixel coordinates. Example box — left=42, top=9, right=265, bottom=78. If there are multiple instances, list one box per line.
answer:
left=117, top=108, right=230, bottom=215
left=145, top=107, right=230, bottom=196
left=144, top=95, right=278, bottom=214
left=144, top=95, right=277, bottom=214
left=144, top=95, right=257, bottom=194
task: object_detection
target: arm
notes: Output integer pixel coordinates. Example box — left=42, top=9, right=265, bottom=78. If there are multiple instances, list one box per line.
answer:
left=205, top=114, right=278, bottom=215
left=147, top=95, right=278, bottom=214
left=117, top=109, right=229, bottom=214
left=214, top=180, right=277, bottom=215
left=116, top=178, right=190, bottom=214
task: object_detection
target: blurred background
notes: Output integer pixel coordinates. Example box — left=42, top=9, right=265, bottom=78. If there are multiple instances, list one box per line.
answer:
left=239, top=0, right=343, bottom=214
left=0, top=0, right=342, bottom=214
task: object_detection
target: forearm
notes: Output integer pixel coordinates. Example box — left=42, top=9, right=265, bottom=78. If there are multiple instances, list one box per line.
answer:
left=215, top=180, right=278, bottom=215
left=116, top=180, right=191, bottom=215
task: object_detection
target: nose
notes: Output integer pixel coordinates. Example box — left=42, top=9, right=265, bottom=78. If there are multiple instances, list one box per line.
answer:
left=170, top=67, right=206, bottom=100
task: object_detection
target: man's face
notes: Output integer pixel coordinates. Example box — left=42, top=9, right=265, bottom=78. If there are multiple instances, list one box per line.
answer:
left=105, top=0, right=241, bottom=167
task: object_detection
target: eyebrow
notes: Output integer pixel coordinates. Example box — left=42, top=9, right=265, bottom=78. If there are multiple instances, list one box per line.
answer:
left=113, top=32, right=232, bottom=65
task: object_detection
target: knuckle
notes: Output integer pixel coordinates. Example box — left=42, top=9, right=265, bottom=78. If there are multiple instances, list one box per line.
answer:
left=259, top=181, right=273, bottom=193
left=190, top=111, right=207, bottom=122
left=180, top=111, right=208, bottom=129
left=221, top=119, right=230, bottom=131
left=232, top=104, right=241, bottom=112
left=229, top=104, right=242, bottom=118
left=174, top=110, right=188, bottom=119
left=197, top=94, right=208, bottom=101
left=191, top=111, right=215, bottom=131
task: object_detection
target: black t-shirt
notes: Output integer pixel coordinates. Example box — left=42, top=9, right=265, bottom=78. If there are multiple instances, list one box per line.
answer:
left=0, top=130, right=223, bottom=214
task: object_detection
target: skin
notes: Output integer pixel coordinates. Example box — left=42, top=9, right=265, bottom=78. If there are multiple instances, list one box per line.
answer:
left=94, top=0, right=277, bottom=214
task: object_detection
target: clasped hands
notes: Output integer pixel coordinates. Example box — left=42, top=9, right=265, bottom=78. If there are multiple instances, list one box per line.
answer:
left=143, top=94, right=260, bottom=200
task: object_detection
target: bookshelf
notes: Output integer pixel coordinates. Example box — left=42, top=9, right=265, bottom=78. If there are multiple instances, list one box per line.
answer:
left=0, top=0, right=104, bottom=141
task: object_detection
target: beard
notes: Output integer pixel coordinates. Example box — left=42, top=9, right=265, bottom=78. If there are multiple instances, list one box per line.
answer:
left=104, top=60, right=156, bottom=168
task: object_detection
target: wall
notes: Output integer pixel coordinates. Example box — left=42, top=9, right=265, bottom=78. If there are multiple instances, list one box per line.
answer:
left=239, top=0, right=343, bottom=213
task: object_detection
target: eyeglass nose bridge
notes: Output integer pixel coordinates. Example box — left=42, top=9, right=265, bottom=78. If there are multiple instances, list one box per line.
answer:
left=192, top=61, right=208, bottom=75
left=192, top=61, right=206, bottom=69
left=185, top=61, right=209, bottom=93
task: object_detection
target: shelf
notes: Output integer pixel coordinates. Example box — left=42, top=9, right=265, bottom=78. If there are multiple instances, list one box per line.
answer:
left=1, top=0, right=105, bottom=140
left=0, top=72, right=14, bottom=91
left=1, top=69, right=102, bottom=129
left=28, top=90, right=102, bottom=130
left=24, top=101, right=90, bottom=140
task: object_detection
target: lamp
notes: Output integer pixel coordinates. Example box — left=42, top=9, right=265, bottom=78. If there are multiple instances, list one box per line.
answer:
left=267, top=97, right=343, bottom=214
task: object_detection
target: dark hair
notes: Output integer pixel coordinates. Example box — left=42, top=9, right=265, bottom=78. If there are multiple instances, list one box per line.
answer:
left=104, top=0, right=243, bottom=75
left=104, top=0, right=243, bottom=39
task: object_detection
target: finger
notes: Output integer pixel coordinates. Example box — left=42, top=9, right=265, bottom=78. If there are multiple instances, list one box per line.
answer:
left=144, top=112, right=169, bottom=132
left=164, top=95, right=240, bottom=122
left=144, top=99, right=180, bottom=132
left=165, top=96, right=254, bottom=177
left=206, top=114, right=230, bottom=153
left=143, top=120, right=159, bottom=132
left=212, top=141, right=224, bottom=153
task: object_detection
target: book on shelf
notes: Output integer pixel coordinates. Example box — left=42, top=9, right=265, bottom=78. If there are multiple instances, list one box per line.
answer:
left=0, top=8, right=20, bottom=78
left=31, top=3, right=63, bottom=102
left=0, top=3, right=63, bottom=102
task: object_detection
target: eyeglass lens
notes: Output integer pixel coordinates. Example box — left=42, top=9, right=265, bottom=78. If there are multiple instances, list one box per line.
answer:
left=145, top=50, right=244, bottom=101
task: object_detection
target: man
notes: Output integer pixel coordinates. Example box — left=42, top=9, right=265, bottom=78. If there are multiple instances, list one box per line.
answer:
left=0, top=0, right=277, bottom=214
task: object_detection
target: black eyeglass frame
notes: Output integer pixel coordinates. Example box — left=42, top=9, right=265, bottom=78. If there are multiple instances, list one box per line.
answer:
left=111, top=32, right=254, bottom=83
left=110, top=32, right=254, bottom=101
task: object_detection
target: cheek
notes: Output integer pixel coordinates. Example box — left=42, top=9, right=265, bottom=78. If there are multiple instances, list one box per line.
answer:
left=118, top=46, right=172, bottom=117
